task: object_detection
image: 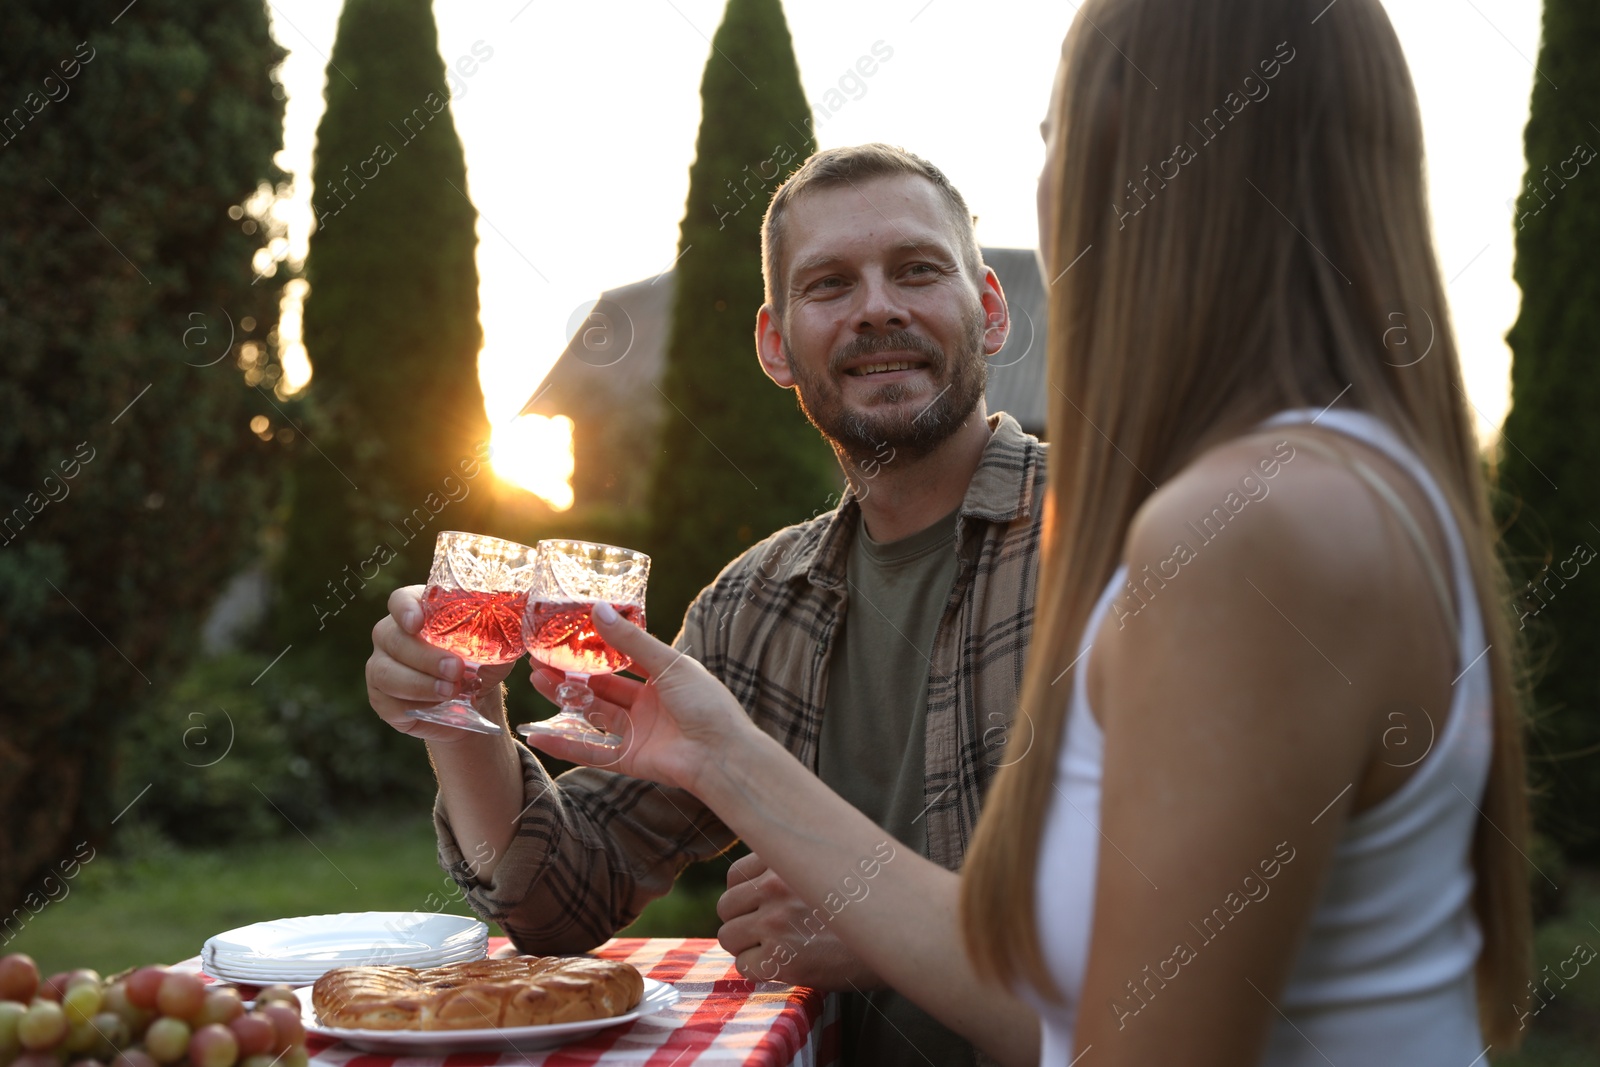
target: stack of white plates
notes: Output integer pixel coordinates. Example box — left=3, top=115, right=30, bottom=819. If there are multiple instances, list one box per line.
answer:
left=202, top=912, right=488, bottom=985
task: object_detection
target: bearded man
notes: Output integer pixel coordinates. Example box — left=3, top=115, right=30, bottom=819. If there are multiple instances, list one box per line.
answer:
left=365, top=144, right=1047, bottom=1067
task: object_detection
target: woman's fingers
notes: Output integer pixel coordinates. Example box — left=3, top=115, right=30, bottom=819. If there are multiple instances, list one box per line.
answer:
left=589, top=603, right=686, bottom=678
left=518, top=722, right=631, bottom=768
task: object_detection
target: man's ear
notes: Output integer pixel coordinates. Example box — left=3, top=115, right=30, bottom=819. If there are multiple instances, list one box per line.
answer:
left=980, top=267, right=1010, bottom=357
left=756, top=305, right=796, bottom=388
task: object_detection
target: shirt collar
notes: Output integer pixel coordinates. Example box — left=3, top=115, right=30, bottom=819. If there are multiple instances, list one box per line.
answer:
left=782, top=411, right=1043, bottom=590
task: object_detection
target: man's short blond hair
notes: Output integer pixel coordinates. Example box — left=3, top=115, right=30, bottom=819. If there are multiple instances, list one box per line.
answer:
left=761, top=144, right=984, bottom=314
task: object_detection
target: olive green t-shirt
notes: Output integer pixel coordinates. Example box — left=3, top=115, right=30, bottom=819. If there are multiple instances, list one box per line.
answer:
left=817, top=505, right=972, bottom=1067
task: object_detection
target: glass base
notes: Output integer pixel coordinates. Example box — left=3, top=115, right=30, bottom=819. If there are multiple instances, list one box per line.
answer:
left=406, top=701, right=503, bottom=735
left=517, top=712, right=623, bottom=749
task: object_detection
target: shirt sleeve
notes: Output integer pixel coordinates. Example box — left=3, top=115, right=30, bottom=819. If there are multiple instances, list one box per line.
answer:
left=433, top=591, right=737, bottom=954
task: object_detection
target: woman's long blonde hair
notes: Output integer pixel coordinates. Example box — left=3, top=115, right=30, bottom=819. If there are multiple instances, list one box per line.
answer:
left=960, top=0, right=1531, bottom=1046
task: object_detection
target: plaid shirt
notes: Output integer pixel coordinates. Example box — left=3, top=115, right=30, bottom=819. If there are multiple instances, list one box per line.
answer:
left=437, top=412, right=1047, bottom=952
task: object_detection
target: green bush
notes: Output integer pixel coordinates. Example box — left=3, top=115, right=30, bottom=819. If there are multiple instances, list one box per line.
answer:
left=116, top=652, right=434, bottom=846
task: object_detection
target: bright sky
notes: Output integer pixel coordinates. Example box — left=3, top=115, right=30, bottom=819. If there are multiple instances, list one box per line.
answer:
left=263, top=0, right=1544, bottom=508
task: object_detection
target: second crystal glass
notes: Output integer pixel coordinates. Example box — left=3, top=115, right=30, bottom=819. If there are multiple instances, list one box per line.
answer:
left=517, top=539, right=649, bottom=748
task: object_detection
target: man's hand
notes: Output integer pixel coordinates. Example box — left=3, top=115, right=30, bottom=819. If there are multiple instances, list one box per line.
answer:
left=366, top=585, right=516, bottom=743
left=715, top=853, right=885, bottom=991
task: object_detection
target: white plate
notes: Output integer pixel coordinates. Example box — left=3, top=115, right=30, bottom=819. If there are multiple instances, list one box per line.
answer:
left=207, top=913, right=485, bottom=963
left=295, top=978, right=679, bottom=1053
left=203, top=948, right=489, bottom=987
left=207, top=939, right=488, bottom=972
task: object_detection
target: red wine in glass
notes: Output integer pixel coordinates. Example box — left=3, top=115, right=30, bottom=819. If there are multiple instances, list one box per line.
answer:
left=516, top=539, right=650, bottom=749
left=524, top=599, right=645, bottom=675
left=421, top=588, right=530, bottom=664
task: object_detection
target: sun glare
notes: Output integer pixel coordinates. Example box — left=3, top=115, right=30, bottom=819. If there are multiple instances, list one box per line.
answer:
left=490, top=414, right=576, bottom=511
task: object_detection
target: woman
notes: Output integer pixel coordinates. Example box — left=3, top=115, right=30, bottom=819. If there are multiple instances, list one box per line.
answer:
left=530, top=0, right=1532, bottom=1062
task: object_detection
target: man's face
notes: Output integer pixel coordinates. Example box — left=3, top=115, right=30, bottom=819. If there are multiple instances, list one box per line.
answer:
left=762, top=174, right=1002, bottom=464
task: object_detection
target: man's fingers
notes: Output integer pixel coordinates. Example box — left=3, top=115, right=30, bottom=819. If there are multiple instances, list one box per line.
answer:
left=717, top=914, right=760, bottom=958
left=375, top=602, right=464, bottom=680
left=727, top=851, right=769, bottom=888
left=368, top=650, right=458, bottom=705
left=388, top=585, right=427, bottom=633
left=716, top=879, right=761, bottom=923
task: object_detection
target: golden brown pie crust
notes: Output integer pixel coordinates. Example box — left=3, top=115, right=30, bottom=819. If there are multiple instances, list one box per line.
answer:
left=311, top=956, right=645, bottom=1030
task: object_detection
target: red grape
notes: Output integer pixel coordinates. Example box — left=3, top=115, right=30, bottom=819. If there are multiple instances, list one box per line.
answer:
left=258, top=1004, right=303, bottom=1053
left=17, top=1000, right=67, bottom=1050
left=154, top=973, right=205, bottom=1021
left=39, top=973, right=71, bottom=1003
left=0, top=955, right=40, bottom=1003
left=252, top=987, right=296, bottom=1009
left=124, top=969, right=167, bottom=1012
left=227, top=1013, right=273, bottom=1058
left=188, top=1023, right=240, bottom=1067
left=195, top=989, right=243, bottom=1027
left=110, top=1049, right=159, bottom=1067
left=143, top=1017, right=191, bottom=1064
left=14, top=1052, right=65, bottom=1067
left=65, top=970, right=101, bottom=991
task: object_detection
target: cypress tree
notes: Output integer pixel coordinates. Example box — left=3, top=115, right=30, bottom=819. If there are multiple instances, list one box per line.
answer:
left=645, top=0, right=837, bottom=636
left=0, top=0, right=287, bottom=910
left=281, top=0, right=491, bottom=663
left=1500, top=0, right=1600, bottom=857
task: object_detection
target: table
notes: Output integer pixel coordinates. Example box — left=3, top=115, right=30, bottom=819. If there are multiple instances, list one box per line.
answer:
left=195, top=937, right=838, bottom=1067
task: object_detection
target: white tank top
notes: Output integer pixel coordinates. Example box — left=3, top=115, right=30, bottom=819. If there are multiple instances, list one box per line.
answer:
left=1029, top=409, right=1494, bottom=1065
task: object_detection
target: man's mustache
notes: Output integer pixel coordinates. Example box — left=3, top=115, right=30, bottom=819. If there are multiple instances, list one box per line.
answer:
left=830, top=330, right=945, bottom=375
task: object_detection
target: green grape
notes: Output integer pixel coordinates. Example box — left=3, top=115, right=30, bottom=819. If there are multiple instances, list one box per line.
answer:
left=88, top=1014, right=128, bottom=1059
left=142, top=1019, right=189, bottom=1065
left=17, top=1002, right=67, bottom=1051
left=0, top=1001, right=27, bottom=1055
left=62, top=1020, right=100, bottom=1054
left=62, top=985, right=102, bottom=1028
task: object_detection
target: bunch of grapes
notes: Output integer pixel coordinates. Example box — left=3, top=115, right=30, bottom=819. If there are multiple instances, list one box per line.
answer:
left=0, top=954, right=309, bottom=1067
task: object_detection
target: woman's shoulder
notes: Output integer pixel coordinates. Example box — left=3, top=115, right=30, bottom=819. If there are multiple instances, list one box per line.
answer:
left=1126, top=427, right=1405, bottom=598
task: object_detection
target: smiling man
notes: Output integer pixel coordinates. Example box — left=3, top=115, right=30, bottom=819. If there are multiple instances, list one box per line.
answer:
left=366, top=144, right=1048, bottom=1067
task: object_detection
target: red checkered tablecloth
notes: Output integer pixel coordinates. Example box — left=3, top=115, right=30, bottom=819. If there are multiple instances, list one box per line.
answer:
left=285, top=937, right=837, bottom=1067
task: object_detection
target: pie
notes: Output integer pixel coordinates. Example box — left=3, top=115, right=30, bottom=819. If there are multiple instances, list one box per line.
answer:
left=310, top=955, right=645, bottom=1030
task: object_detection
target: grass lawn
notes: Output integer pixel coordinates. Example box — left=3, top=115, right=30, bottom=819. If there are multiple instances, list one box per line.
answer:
left=1, top=809, right=721, bottom=976
left=5, top=812, right=1592, bottom=1065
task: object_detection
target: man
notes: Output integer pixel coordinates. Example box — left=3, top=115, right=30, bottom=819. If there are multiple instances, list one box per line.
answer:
left=366, top=144, right=1047, bottom=1067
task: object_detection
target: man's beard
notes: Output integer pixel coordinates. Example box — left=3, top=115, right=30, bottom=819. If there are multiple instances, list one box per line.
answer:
left=785, top=308, right=988, bottom=466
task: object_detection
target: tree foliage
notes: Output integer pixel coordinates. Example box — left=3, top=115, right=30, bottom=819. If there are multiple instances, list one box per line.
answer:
left=0, top=0, right=288, bottom=912
left=279, top=0, right=491, bottom=665
left=1501, top=0, right=1600, bottom=858
left=644, top=0, right=837, bottom=636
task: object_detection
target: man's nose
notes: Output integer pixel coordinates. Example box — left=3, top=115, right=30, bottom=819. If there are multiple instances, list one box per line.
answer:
left=853, top=273, right=909, bottom=333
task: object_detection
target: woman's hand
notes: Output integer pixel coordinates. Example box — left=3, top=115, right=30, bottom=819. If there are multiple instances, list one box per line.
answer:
left=366, top=585, right=517, bottom=744
left=522, top=603, right=758, bottom=795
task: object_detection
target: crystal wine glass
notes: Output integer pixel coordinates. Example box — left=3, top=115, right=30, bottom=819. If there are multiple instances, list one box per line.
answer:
left=405, top=531, right=538, bottom=735
left=517, top=539, right=649, bottom=748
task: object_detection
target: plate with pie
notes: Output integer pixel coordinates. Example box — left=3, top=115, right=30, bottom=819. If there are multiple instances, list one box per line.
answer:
left=297, top=955, right=679, bottom=1053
